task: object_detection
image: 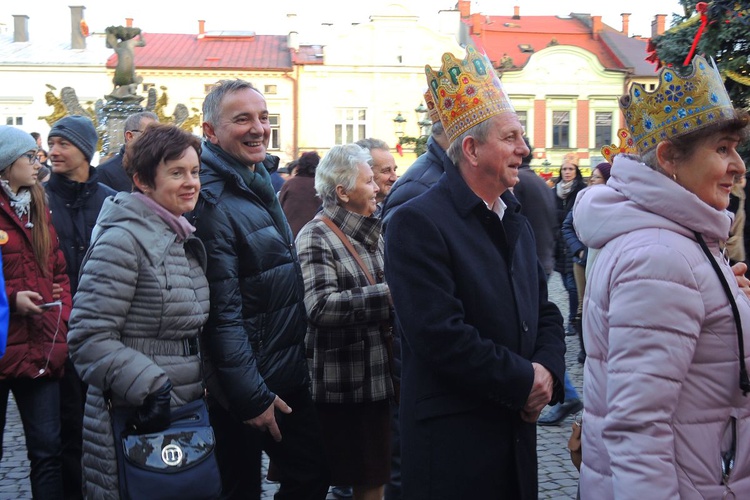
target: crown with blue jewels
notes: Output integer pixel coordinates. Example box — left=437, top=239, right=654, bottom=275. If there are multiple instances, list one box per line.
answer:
left=620, top=55, right=734, bottom=155
left=425, top=45, right=515, bottom=142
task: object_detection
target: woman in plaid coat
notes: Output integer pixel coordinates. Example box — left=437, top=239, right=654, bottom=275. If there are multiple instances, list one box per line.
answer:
left=296, top=144, right=395, bottom=500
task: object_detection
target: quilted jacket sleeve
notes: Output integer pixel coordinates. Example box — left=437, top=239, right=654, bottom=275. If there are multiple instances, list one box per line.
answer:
left=603, top=243, right=704, bottom=498
left=194, top=202, right=275, bottom=421
left=67, top=228, right=168, bottom=406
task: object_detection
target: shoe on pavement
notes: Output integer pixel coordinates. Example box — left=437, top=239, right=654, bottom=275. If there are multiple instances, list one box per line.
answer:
left=332, top=486, right=353, bottom=499
left=577, top=350, right=586, bottom=364
left=565, top=323, right=577, bottom=337
left=537, top=399, right=583, bottom=426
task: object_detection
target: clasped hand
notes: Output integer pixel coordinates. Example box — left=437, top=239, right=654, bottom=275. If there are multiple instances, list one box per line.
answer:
left=521, top=362, right=553, bottom=423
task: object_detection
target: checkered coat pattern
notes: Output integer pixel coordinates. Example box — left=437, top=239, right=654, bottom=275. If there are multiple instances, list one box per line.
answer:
left=296, top=205, right=394, bottom=404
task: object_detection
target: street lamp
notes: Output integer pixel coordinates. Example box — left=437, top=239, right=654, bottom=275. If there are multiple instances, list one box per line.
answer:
left=414, top=102, right=431, bottom=137
left=393, top=112, right=406, bottom=138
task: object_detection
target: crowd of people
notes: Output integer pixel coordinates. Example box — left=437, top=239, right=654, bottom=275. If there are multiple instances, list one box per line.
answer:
left=0, top=44, right=748, bottom=500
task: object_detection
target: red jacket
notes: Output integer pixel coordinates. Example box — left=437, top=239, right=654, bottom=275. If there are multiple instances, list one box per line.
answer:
left=0, top=190, right=71, bottom=379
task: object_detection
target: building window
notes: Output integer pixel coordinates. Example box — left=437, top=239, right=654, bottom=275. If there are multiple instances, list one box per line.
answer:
left=516, top=110, right=527, bottom=134
left=5, top=116, right=22, bottom=126
left=269, top=114, right=280, bottom=150
left=595, top=111, right=613, bottom=148
left=143, top=83, right=155, bottom=92
left=264, top=85, right=277, bottom=95
left=334, top=108, right=367, bottom=145
left=552, top=111, right=570, bottom=148
left=204, top=83, right=217, bottom=94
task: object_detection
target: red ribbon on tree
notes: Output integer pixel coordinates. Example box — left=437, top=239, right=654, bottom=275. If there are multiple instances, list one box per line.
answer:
left=684, top=2, right=709, bottom=66
left=396, top=143, right=403, bottom=157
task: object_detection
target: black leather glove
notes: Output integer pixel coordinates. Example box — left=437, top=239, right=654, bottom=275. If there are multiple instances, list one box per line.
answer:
left=126, top=380, right=172, bottom=434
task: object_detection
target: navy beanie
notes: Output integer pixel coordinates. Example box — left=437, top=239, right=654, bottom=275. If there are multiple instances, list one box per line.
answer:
left=49, top=115, right=97, bottom=162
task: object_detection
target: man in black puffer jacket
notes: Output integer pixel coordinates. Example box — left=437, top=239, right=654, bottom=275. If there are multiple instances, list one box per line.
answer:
left=190, top=79, right=329, bottom=500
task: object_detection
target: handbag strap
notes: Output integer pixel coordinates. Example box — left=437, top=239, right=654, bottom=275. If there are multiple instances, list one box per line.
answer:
left=317, top=214, right=377, bottom=286
left=694, top=231, right=750, bottom=395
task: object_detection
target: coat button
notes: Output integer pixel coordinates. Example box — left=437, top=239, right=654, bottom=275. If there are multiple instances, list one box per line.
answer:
left=522, top=321, right=528, bottom=332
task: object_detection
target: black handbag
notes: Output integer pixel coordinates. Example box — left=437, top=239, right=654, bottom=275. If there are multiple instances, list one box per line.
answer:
left=111, top=397, right=221, bottom=500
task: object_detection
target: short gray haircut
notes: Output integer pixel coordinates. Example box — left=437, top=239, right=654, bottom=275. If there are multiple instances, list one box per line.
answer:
left=431, top=121, right=445, bottom=137
left=315, top=144, right=372, bottom=209
left=202, top=79, right=261, bottom=126
left=447, top=118, right=495, bottom=165
left=355, top=137, right=389, bottom=153
left=124, top=111, right=158, bottom=132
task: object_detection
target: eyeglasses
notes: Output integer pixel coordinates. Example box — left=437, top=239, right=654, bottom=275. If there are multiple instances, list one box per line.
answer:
left=129, top=129, right=142, bottom=134
left=22, top=153, right=40, bottom=164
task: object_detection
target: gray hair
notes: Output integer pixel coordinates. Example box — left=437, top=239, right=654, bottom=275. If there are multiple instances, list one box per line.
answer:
left=124, top=111, right=158, bottom=132
left=431, top=121, right=445, bottom=137
left=315, top=144, right=372, bottom=209
left=447, top=118, right=495, bottom=165
left=202, top=79, right=261, bottom=126
left=355, top=137, right=389, bottom=153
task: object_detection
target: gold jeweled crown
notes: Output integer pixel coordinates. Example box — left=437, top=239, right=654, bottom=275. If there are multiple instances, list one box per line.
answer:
left=423, top=89, right=441, bottom=124
left=425, top=45, right=515, bottom=142
left=620, top=55, right=734, bottom=155
left=601, top=129, right=636, bottom=163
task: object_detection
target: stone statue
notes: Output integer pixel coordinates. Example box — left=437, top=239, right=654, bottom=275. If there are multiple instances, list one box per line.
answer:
left=179, top=108, right=202, bottom=133
left=105, top=25, right=145, bottom=101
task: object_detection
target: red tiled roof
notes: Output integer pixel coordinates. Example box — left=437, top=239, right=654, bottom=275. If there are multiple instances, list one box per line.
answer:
left=105, top=33, right=293, bottom=71
left=467, top=15, right=626, bottom=71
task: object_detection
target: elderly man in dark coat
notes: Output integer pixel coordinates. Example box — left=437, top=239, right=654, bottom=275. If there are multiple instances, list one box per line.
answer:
left=384, top=46, right=565, bottom=499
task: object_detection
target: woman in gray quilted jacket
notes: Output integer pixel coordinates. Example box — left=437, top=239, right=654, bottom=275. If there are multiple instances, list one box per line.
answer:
left=67, top=124, right=210, bottom=498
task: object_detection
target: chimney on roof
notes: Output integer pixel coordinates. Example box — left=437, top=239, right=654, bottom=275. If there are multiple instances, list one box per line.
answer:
left=287, top=13, right=299, bottom=52
left=513, top=6, right=520, bottom=20
left=621, top=13, right=631, bottom=35
left=198, top=20, right=205, bottom=35
left=458, top=0, right=471, bottom=19
left=591, top=15, right=602, bottom=40
left=471, top=13, right=482, bottom=36
left=70, top=6, right=86, bottom=50
left=126, top=18, right=133, bottom=28
left=12, top=15, right=29, bottom=43
left=652, top=14, right=666, bottom=38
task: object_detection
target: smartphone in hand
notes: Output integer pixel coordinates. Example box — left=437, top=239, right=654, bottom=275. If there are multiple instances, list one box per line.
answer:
left=38, top=301, right=62, bottom=310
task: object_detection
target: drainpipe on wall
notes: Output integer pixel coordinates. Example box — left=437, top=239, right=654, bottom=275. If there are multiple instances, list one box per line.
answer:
left=283, top=65, right=299, bottom=159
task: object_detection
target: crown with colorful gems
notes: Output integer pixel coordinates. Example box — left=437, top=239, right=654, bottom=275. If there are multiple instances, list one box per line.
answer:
left=601, top=129, right=636, bottom=163
left=425, top=45, right=515, bottom=142
left=620, top=55, right=734, bottom=155
left=423, top=89, right=441, bottom=124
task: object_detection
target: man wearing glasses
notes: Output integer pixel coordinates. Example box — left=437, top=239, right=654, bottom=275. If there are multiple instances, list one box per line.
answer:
left=97, top=111, right=158, bottom=192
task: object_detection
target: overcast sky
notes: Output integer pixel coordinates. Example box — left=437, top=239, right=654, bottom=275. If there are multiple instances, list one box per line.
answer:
left=1, top=0, right=686, bottom=42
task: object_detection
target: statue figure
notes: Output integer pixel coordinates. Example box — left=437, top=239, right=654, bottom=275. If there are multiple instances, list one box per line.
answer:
left=153, top=86, right=170, bottom=123
left=499, top=53, right=514, bottom=70
left=105, top=25, right=145, bottom=101
left=179, top=108, right=202, bottom=133
left=38, top=85, right=68, bottom=126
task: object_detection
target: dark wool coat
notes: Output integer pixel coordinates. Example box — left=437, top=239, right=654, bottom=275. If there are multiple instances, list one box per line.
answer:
left=381, top=135, right=450, bottom=228
left=514, top=165, right=559, bottom=276
left=279, top=175, right=321, bottom=239
left=0, top=190, right=71, bottom=380
left=45, top=168, right=116, bottom=294
left=96, top=146, right=133, bottom=193
left=190, top=146, right=310, bottom=421
left=553, top=177, right=586, bottom=275
left=385, top=161, right=566, bottom=500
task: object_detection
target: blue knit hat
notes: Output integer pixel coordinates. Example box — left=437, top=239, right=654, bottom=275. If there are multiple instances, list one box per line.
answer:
left=49, top=115, right=98, bottom=162
left=0, top=126, right=38, bottom=172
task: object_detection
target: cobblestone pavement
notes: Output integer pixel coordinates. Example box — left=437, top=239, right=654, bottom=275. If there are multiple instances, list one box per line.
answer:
left=0, top=275, right=581, bottom=499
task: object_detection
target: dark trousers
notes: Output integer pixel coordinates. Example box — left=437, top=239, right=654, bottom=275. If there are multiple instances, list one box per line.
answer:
left=560, top=271, right=578, bottom=324
left=209, top=388, right=330, bottom=500
left=384, top=401, right=401, bottom=500
left=59, top=358, right=84, bottom=500
left=0, top=377, right=64, bottom=500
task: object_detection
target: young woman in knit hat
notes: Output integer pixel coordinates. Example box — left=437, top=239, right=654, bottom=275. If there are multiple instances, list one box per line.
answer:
left=0, top=125, right=72, bottom=498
